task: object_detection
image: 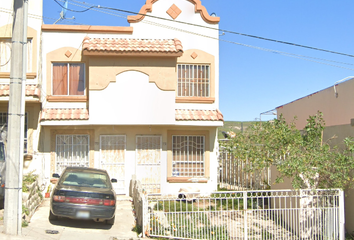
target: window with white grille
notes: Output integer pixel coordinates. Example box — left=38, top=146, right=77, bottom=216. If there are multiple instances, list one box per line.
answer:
left=56, top=135, right=89, bottom=174
left=172, top=135, right=205, bottom=177
left=177, top=64, right=210, bottom=97
left=0, top=38, right=32, bottom=72
left=0, top=112, right=28, bottom=153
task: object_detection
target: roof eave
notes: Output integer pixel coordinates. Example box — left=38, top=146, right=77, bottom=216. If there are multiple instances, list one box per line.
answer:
left=82, top=50, right=183, bottom=57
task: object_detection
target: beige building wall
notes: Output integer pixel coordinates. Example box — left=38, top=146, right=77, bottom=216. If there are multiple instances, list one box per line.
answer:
left=40, top=125, right=218, bottom=194
left=275, top=79, right=354, bottom=233
left=277, top=79, right=354, bottom=129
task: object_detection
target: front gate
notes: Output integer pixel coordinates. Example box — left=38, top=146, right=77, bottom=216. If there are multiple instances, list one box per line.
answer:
left=136, top=135, right=161, bottom=193
left=144, top=189, right=345, bottom=239
left=100, top=135, right=126, bottom=194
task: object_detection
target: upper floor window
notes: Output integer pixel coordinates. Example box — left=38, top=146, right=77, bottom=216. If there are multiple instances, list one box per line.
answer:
left=177, top=64, right=210, bottom=97
left=0, top=38, right=32, bottom=72
left=52, top=63, right=85, bottom=96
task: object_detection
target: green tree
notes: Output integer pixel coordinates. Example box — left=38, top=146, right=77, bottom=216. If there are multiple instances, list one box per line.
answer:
left=222, top=112, right=354, bottom=190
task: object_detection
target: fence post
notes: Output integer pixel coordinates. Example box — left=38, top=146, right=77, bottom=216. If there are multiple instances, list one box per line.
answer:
left=243, top=191, right=247, bottom=240
left=142, top=194, right=146, bottom=238
left=339, top=189, right=345, bottom=240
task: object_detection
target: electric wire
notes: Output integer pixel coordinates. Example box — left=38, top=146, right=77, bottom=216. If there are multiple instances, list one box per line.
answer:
left=143, top=19, right=354, bottom=71
left=53, top=0, right=354, bottom=58
left=53, top=0, right=94, bottom=13
left=2, top=3, right=353, bottom=71
left=51, top=0, right=354, bottom=70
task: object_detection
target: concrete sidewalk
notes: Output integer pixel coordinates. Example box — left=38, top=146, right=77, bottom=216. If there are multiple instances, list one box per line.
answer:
left=0, top=196, right=144, bottom=240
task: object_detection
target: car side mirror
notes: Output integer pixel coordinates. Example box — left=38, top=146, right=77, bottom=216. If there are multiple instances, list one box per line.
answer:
left=111, top=178, right=117, bottom=183
left=52, top=173, right=60, bottom=178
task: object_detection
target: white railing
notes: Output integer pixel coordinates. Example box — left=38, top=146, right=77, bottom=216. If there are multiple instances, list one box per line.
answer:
left=143, top=189, right=344, bottom=239
left=218, top=148, right=271, bottom=190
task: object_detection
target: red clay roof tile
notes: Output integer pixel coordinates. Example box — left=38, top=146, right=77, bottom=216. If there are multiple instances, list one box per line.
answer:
left=175, top=109, right=224, bottom=121
left=0, top=84, right=40, bottom=98
left=40, top=108, right=89, bottom=121
left=82, top=37, right=183, bottom=56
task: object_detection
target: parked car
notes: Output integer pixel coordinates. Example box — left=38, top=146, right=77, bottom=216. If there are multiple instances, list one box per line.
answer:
left=0, top=141, right=6, bottom=201
left=49, top=167, right=117, bottom=225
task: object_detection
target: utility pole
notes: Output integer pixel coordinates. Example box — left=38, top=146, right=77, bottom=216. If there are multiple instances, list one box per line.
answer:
left=4, top=0, right=28, bottom=235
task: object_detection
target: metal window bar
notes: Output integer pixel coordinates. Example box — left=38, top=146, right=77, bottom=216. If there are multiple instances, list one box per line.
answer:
left=177, top=64, right=210, bottom=97
left=145, top=189, right=344, bottom=240
left=0, top=112, right=28, bottom=153
left=172, top=135, right=205, bottom=177
left=55, top=134, right=89, bottom=174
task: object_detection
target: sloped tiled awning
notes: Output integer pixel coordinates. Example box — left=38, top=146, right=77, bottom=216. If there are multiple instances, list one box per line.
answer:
left=40, top=108, right=89, bottom=121
left=0, top=84, right=40, bottom=98
left=82, top=37, right=183, bottom=57
left=40, top=108, right=223, bottom=122
left=175, top=109, right=224, bottom=121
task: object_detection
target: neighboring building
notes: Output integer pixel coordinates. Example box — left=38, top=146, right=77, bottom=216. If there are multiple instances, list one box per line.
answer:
left=274, top=77, right=354, bottom=233
left=0, top=0, right=223, bottom=195
left=0, top=0, right=42, bottom=172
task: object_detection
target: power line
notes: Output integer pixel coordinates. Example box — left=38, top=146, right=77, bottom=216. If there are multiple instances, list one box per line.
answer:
left=49, top=0, right=354, bottom=70
left=53, top=0, right=354, bottom=58
left=53, top=0, right=94, bottom=13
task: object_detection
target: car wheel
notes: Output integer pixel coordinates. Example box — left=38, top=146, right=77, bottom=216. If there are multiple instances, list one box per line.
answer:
left=49, top=210, right=58, bottom=221
left=106, top=216, right=115, bottom=225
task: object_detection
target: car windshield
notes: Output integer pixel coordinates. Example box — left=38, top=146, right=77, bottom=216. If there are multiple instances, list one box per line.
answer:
left=60, top=171, right=109, bottom=188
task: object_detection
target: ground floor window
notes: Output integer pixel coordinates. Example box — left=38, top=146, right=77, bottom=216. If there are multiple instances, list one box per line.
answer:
left=0, top=112, right=28, bottom=153
left=56, top=134, right=89, bottom=174
left=172, top=135, right=205, bottom=177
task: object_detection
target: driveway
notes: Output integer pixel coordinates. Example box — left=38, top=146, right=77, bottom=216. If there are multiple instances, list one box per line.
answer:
left=0, top=196, right=141, bottom=240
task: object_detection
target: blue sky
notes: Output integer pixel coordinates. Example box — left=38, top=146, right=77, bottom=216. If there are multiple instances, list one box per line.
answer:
left=43, top=0, right=354, bottom=121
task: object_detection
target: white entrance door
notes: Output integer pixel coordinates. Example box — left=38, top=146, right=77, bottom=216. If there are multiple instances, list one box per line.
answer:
left=100, top=135, right=126, bottom=194
left=136, top=135, right=161, bottom=193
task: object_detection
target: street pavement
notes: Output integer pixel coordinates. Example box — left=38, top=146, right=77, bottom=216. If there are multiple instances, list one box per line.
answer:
left=0, top=196, right=143, bottom=240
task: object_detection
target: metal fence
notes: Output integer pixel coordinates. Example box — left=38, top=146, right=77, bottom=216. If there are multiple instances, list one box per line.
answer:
left=143, top=189, right=344, bottom=239
left=218, top=147, right=271, bottom=190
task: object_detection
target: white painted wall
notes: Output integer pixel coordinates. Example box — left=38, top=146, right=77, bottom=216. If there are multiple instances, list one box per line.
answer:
left=89, top=71, right=176, bottom=125
left=130, top=0, right=220, bottom=110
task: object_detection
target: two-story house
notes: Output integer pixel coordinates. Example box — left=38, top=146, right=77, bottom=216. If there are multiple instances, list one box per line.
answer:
left=34, top=0, right=223, bottom=195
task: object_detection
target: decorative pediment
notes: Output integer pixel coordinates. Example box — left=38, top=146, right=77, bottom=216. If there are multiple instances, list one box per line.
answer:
left=127, top=0, right=220, bottom=24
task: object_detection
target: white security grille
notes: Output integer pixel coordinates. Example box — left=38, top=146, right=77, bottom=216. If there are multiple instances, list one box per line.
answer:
left=136, top=135, right=161, bottom=193
left=55, top=135, right=89, bottom=174
left=0, top=112, right=28, bottom=153
left=145, top=189, right=344, bottom=240
left=100, top=135, right=126, bottom=194
left=177, top=64, right=210, bottom=97
left=172, top=135, right=205, bottom=177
